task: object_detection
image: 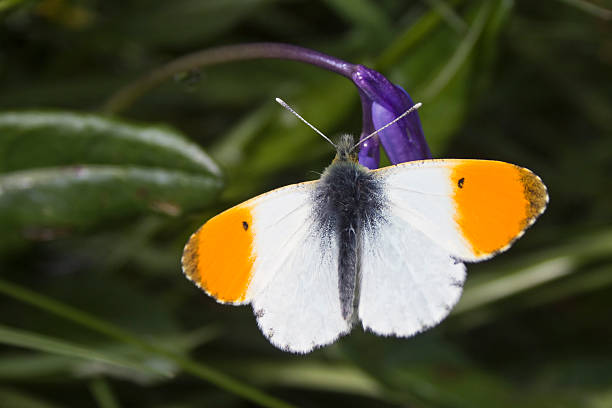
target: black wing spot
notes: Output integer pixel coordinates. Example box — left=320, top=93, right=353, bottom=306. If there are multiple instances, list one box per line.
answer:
left=458, top=177, right=465, bottom=189
left=242, top=221, right=249, bottom=230
left=450, top=278, right=464, bottom=288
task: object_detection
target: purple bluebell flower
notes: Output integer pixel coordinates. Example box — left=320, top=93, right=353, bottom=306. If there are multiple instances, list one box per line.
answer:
left=351, top=65, right=431, bottom=169
left=233, top=43, right=431, bottom=169
left=106, top=43, right=431, bottom=168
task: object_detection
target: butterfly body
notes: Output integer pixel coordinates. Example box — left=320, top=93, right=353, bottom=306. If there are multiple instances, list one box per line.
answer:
left=312, top=135, right=386, bottom=322
left=182, top=135, right=548, bottom=353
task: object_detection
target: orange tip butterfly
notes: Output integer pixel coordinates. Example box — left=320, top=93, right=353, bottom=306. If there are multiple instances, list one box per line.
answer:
left=182, top=100, right=548, bottom=353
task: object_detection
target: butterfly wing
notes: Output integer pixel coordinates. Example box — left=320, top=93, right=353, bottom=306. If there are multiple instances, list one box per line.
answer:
left=358, top=159, right=547, bottom=336
left=359, top=216, right=467, bottom=336
left=182, top=181, right=350, bottom=353
left=373, top=159, right=548, bottom=261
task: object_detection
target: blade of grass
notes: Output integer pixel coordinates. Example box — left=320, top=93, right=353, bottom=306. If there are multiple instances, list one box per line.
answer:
left=556, top=0, right=612, bottom=20
left=453, top=257, right=575, bottom=315
left=452, top=263, right=612, bottom=331
left=522, top=264, right=612, bottom=308
left=0, top=323, right=173, bottom=378
left=422, top=0, right=467, bottom=33
left=0, top=354, right=74, bottom=380
left=0, top=279, right=295, bottom=408
left=243, top=361, right=384, bottom=398
left=375, top=0, right=464, bottom=70
left=323, top=0, right=391, bottom=34
left=422, top=0, right=492, bottom=100
left=235, top=360, right=424, bottom=406
left=89, top=378, right=121, bottom=408
left=454, top=228, right=612, bottom=315
left=0, top=387, right=62, bottom=408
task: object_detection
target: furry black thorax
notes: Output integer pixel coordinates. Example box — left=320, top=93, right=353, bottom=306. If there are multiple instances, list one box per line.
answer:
left=311, top=135, right=387, bottom=322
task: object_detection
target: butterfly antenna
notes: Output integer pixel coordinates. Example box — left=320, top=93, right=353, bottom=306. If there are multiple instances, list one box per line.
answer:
left=275, top=98, right=337, bottom=149
left=351, top=102, right=423, bottom=151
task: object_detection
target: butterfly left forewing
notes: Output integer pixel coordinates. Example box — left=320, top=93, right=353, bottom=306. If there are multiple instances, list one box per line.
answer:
left=182, top=181, right=351, bottom=353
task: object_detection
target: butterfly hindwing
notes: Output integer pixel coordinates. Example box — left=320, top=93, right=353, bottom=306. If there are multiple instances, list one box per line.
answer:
left=359, top=215, right=466, bottom=336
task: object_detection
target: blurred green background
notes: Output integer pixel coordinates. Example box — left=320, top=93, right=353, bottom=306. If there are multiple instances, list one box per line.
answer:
left=1, top=0, right=611, bottom=407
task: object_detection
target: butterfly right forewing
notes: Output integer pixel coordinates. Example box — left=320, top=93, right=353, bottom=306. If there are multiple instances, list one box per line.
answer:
left=371, top=159, right=548, bottom=262
left=358, top=159, right=547, bottom=336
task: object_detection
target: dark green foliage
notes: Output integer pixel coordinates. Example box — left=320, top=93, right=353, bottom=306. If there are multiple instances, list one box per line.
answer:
left=1, top=0, right=611, bottom=407
left=0, top=112, right=222, bottom=250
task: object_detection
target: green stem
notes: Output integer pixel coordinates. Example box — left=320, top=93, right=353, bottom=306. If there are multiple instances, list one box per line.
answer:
left=0, top=278, right=295, bottom=408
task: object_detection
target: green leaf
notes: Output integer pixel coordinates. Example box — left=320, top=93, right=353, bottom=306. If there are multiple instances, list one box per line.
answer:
left=0, top=166, right=221, bottom=247
left=0, top=323, right=174, bottom=378
left=0, top=112, right=222, bottom=249
left=0, top=111, right=220, bottom=176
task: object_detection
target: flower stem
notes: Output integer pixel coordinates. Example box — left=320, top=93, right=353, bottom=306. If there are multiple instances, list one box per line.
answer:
left=103, top=43, right=355, bottom=114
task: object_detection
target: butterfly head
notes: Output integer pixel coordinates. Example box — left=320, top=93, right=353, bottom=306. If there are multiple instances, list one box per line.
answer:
left=335, top=134, right=358, bottom=163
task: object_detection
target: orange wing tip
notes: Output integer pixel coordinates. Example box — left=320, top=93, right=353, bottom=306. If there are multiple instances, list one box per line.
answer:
left=518, top=167, right=549, bottom=225
left=452, top=161, right=548, bottom=258
left=181, top=231, right=201, bottom=284
left=181, top=205, right=256, bottom=305
left=488, top=167, right=548, bottom=256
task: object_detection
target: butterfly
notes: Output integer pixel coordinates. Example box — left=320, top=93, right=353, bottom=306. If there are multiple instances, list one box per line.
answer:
left=181, top=100, right=548, bottom=353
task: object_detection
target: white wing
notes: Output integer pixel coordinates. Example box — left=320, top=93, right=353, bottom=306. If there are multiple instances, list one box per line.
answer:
left=248, top=183, right=350, bottom=353
left=371, top=159, right=548, bottom=261
left=182, top=181, right=350, bottom=353
left=358, top=159, right=547, bottom=336
left=358, top=215, right=466, bottom=336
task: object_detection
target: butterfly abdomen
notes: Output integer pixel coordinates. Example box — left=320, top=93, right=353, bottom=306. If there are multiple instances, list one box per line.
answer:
left=313, top=159, right=387, bottom=322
